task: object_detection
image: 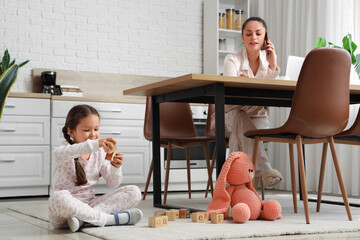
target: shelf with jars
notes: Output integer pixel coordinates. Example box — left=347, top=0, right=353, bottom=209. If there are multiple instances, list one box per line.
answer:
left=204, top=0, right=249, bottom=75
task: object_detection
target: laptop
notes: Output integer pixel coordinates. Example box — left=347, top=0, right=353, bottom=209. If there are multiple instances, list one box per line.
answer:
left=284, top=55, right=305, bottom=81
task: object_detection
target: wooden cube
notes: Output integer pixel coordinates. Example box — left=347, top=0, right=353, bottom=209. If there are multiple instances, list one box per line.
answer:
left=211, top=213, right=224, bottom=224
left=166, top=210, right=177, bottom=221
left=148, top=216, right=168, bottom=228
left=154, top=211, right=166, bottom=217
left=148, top=216, right=162, bottom=228
left=203, top=212, right=209, bottom=221
left=169, top=209, right=180, bottom=219
left=192, top=212, right=206, bottom=223
left=159, top=215, right=168, bottom=226
left=179, top=209, right=190, bottom=218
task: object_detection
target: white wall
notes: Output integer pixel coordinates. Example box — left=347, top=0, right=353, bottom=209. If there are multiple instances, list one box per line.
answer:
left=0, top=0, right=204, bottom=92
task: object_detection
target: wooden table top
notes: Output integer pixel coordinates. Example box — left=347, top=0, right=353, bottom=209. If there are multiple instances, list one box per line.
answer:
left=123, top=73, right=360, bottom=97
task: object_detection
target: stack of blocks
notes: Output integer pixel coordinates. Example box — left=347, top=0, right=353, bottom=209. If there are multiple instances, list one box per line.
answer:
left=148, top=209, right=223, bottom=227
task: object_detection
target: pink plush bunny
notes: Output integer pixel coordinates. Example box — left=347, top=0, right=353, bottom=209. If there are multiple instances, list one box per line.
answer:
left=207, top=152, right=282, bottom=223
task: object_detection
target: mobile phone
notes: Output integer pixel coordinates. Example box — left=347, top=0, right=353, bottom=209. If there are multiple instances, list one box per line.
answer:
left=264, top=33, right=270, bottom=55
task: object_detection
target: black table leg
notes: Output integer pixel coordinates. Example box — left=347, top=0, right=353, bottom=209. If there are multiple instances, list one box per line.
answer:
left=151, top=96, right=161, bottom=206
left=215, top=83, right=226, bottom=177
left=151, top=96, right=204, bottom=212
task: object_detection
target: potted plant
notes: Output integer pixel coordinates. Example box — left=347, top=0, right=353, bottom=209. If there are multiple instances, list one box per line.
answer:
left=0, top=50, right=29, bottom=120
left=314, top=33, right=360, bottom=80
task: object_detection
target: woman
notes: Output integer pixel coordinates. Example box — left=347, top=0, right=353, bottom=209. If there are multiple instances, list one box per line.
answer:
left=211, top=17, right=283, bottom=187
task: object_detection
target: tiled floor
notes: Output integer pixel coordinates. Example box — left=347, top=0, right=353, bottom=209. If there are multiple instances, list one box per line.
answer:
left=1, top=191, right=360, bottom=239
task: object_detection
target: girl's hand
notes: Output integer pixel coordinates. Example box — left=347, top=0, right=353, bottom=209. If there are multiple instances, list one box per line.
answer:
left=99, top=137, right=117, bottom=153
left=111, top=152, right=123, bottom=168
left=265, top=39, right=279, bottom=71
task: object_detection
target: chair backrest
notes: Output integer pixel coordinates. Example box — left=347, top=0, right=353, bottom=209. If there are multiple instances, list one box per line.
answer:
left=143, top=96, right=198, bottom=141
left=205, top=104, right=215, bottom=138
left=283, top=47, right=351, bottom=138
left=285, top=55, right=305, bottom=81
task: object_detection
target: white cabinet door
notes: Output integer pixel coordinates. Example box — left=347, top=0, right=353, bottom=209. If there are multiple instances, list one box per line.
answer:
left=0, top=146, right=50, bottom=187
left=3, top=98, right=50, bottom=116
left=0, top=116, right=50, bottom=145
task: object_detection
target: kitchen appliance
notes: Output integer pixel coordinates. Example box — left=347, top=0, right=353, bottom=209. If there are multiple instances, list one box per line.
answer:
left=41, top=71, right=62, bottom=95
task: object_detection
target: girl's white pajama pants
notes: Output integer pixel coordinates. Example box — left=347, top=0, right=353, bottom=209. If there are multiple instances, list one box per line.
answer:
left=48, top=185, right=141, bottom=228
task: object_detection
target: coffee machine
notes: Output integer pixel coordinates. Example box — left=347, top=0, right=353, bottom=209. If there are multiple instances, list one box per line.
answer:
left=41, top=71, right=62, bottom=95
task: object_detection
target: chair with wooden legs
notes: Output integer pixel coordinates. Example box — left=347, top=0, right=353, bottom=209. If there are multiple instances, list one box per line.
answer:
left=204, top=104, right=266, bottom=199
left=142, top=96, right=215, bottom=204
left=314, top=108, right=360, bottom=211
left=244, top=47, right=352, bottom=224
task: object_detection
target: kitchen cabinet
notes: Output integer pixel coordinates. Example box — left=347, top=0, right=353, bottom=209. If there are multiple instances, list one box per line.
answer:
left=0, top=97, right=50, bottom=197
left=204, top=0, right=250, bottom=75
left=51, top=100, right=151, bottom=194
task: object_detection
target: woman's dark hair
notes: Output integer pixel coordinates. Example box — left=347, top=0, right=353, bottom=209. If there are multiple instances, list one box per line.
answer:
left=62, top=104, right=100, bottom=186
left=242, top=17, right=268, bottom=50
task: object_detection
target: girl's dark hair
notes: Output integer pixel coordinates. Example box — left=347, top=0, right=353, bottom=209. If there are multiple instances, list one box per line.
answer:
left=62, top=104, right=100, bottom=186
left=241, top=17, right=268, bottom=50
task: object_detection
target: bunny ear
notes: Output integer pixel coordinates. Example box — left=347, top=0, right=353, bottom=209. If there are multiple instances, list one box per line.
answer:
left=206, top=152, right=240, bottom=215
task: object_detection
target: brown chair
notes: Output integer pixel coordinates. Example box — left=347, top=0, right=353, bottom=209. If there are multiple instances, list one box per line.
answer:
left=142, top=97, right=215, bottom=204
left=315, top=108, right=360, bottom=212
left=204, top=104, right=266, bottom=199
left=244, top=47, right=352, bottom=224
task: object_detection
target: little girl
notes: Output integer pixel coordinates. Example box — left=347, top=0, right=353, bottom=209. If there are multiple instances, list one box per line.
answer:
left=48, top=104, right=142, bottom=232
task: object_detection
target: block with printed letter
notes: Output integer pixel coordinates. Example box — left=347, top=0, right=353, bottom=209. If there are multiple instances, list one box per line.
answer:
left=192, top=212, right=206, bottom=223
left=154, top=210, right=166, bottom=217
left=211, top=213, right=224, bottom=224
left=169, top=209, right=179, bottom=219
left=179, top=209, right=190, bottom=218
left=166, top=210, right=177, bottom=221
left=148, top=216, right=162, bottom=228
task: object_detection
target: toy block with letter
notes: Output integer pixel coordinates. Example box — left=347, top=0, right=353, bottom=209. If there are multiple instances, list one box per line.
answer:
left=192, top=212, right=207, bottom=223
left=179, top=209, right=190, bottom=218
left=166, top=210, right=177, bottom=221
left=148, top=215, right=168, bottom=228
left=211, top=213, right=224, bottom=224
left=154, top=211, right=166, bottom=217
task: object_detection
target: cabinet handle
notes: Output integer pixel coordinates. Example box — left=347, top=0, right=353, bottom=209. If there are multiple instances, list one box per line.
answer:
left=5, top=104, right=16, bottom=108
left=0, top=128, right=16, bottom=132
left=98, top=109, right=122, bottom=113
left=102, top=132, right=122, bottom=135
left=0, top=159, right=16, bottom=163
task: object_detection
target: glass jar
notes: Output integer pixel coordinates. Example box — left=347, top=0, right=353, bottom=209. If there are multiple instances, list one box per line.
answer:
left=235, top=10, right=243, bottom=31
left=219, top=12, right=225, bottom=29
left=219, top=38, right=227, bottom=50
left=226, top=8, right=235, bottom=30
left=240, top=10, right=245, bottom=28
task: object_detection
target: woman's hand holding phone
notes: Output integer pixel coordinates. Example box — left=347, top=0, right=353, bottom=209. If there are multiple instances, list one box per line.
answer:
left=265, top=38, right=278, bottom=71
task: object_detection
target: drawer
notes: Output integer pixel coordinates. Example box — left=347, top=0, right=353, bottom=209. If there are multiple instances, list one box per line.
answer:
left=0, top=116, right=50, bottom=145
left=4, top=98, right=50, bottom=116
left=52, top=100, right=145, bottom=119
left=0, top=146, right=50, bottom=187
left=51, top=118, right=148, bottom=147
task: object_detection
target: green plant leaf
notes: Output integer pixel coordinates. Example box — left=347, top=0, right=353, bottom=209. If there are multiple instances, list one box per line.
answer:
left=343, top=34, right=357, bottom=55
left=18, top=60, right=29, bottom=68
left=328, top=42, right=341, bottom=48
left=314, top=37, right=327, bottom=48
left=1, top=50, right=10, bottom=74
left=0, top=64, right=19, bottom=120
left=8, top=60, right=15, bottom=68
